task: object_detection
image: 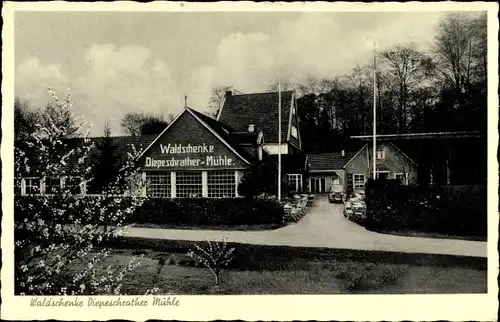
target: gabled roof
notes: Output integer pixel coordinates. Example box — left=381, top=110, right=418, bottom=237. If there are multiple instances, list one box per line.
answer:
left=137, top=107, right=262, bottom=165
left=218, top=91, right=294, bottom=144
left=307, top=151, right=359, bottom=171
left=15, top=135, right=157, bottom=176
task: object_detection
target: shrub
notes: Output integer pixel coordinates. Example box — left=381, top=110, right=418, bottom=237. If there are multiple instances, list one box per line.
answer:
left=364, top=179, right=486, bottom=237
left=334, top=261, right=409, bottom=291
left=131, top=197, right=285, bottom=226
left=187, top=238, right=235, bottom=286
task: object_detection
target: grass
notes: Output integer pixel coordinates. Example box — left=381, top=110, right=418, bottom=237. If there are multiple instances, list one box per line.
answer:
left=367, top=228, right=487, bottom=242
left=87, top=248, right=487, bottom=295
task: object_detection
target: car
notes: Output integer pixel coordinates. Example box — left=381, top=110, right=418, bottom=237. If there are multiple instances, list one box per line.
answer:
left=328, top=184, right=344, bottom=203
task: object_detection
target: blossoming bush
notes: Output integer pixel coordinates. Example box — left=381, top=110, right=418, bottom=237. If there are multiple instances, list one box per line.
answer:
left=14, top=88, right=147, bottom=295
left=187, top=238, right=235, bottom=286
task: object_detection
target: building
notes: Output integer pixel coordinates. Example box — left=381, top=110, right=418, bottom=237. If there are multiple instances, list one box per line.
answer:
left=17, top=90, right=306, bottom=198
left=350, top=131, right=486, bottom=185
left=306, top=142, right=418, bottom=195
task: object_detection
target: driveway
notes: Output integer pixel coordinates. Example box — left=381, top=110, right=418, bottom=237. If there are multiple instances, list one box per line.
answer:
left=122, top=196, right=487, bottom=258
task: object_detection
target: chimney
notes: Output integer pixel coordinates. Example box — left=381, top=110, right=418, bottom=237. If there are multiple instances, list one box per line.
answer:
left=225, top=90, right=232, bottom=97
left=341, top=149, right=345, bottom=157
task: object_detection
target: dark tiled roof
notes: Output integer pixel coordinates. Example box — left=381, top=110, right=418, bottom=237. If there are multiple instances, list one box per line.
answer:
left=187, top=107, right=260, bottom=163
left=307, top=151, right=358, bottom=171
left=16, top=135, right=157, bottom=175
left=218, top=91, right=293, bottom=143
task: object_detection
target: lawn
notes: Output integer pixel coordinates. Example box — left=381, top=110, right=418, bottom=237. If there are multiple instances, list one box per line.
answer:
left=90, top=248, right=487, bottom=295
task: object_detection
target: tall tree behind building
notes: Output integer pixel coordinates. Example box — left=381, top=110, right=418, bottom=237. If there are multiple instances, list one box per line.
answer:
left=208, top=85, right=241, bottom=118
left=121, top=112, right=172, bottom=136
left=88, top=122, right=123, bottom=194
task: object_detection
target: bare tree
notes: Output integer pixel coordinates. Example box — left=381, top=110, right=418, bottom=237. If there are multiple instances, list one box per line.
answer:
left=379, top=43, right=434, bottom=133
left=208, top=86, right=241, bottom=117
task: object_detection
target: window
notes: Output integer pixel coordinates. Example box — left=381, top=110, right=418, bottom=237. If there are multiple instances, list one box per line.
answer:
left=291, top=125, right=298, bottom=139
left=376, top=149, right=385, bottom=160
left=395, top=173, right=407, bottom=184
left=287, top=174, right=302, bottom=192
left=376, top=172, right=390, bottom=180
left=176, top=171, right=202, bottom=198
left=64, top=176, right=83, bottom=195
left=208, top=171, right=236, bottom=198
left=24, top=177, right=41, bottom=195
left=45, top=177, right=62, bottom=194
left=248, top=124, right=255, bottom=132
left=353, top=174, right=365, bottom=190
left=146, top=172, right=171, bottom=198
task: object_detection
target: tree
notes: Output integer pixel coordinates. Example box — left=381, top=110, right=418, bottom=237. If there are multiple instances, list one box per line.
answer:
left=41, top=89, right=81, bottom=138
left=379, top=43, right=434, bottom=133
left=14, top=98, right=41, bottom=141
left=120, top=112, right=171, bottom=136
left=208, top=86, right=241, bottom=117
left=187, top=238, right=235, bottom=287
left=14, top=88, right=147, bottom=295
left=88, top=122, right=123, bottom=194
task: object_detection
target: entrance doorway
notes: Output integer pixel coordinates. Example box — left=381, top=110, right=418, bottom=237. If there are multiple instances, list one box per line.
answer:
left=310, top=177, right=326, bottom=193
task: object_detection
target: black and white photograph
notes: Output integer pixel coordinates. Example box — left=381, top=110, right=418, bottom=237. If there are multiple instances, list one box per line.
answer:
left=1, top=2, right=498, bottom=321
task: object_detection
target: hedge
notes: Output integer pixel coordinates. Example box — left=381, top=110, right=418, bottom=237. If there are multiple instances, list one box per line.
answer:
left=364, top=179, right=487, bottom=237
left=15, top=195, right=285, bottom=226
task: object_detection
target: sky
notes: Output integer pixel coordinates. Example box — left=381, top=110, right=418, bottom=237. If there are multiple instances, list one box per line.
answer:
left=15, top=11, right=447, bottom=136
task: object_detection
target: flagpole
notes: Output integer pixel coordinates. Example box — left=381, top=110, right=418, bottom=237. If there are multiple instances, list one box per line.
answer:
left=278, top=78, right=282, bottom=201
left=372, top=42, right=377, bottom=180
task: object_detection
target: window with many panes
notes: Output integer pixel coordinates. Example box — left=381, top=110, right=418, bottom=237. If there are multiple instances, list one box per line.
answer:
left=208, top=171, right=236, bottom=198
left=353, top=174, right=366, bottom=190
left=176, top=171, right=202, bottom=198
left=146, top=172, right=171, bottom=198
left=24, top=178, right=41, bottom=195
left=45, top=177, right=62, bottom=194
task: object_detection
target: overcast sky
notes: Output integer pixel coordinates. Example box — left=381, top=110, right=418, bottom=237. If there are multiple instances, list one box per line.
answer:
left=15, top=11, right=447, bottom=136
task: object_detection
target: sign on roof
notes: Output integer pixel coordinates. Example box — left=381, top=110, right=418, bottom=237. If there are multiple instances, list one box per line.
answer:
left=141, top=112, right=248, bottom=170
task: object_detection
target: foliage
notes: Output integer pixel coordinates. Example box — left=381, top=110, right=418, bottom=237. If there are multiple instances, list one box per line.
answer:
left=87, top=123, right=124, bottom=194
left=187, top=238, right=235, bottom=286
left=333, top=261, right=409, bottom=291
left=14, top=88, right=147, bottom=295
left=120, top=112, right=172, bottom=136
left=363, top=179, right=487, bottom=237
left=131, top=197, right=285, bottom=226
left=14, top=98, right=42, bottom=141
left=237, top=161, right=295, bottom=199
left=291, top=13, right=486, bottom=156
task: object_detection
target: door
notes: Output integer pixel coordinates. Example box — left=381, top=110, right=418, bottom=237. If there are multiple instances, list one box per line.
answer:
left=310, top=177, right=325, bottom=193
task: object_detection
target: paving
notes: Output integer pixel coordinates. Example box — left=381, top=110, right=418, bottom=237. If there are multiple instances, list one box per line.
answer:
left=121, top=196, right=487, bottom=258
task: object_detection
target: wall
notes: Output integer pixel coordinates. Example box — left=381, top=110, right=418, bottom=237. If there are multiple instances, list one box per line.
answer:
left=308, top=170, right=345, bottom=193
left=264, top=143, right=289, bottom=155
left=344, top=143, right=418, bottom=190
left=140, top=112, right=249, bottom=172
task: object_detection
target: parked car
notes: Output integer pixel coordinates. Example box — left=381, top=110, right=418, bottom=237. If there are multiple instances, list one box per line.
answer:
left=328, top=184, right=344, bottom=203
